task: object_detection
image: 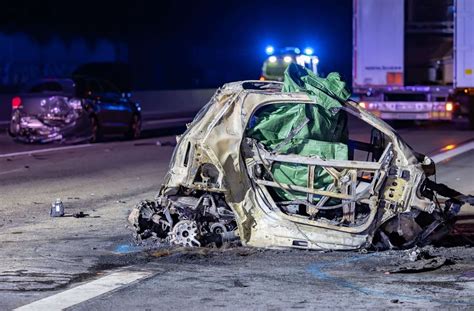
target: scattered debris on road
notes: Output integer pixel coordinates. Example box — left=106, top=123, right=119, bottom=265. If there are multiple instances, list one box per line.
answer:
left=386, top=246, right=454, bottom=273
left=49, top=198, right=96, bottom=219
left=129, top=64, right=474, bottom=251
left=389, top=256, right=449, bottom=274
left=73, top=211, right=90, bottom=218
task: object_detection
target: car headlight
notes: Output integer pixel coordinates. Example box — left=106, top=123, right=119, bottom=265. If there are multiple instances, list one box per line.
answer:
left=135, top=102, right=142, bottom=112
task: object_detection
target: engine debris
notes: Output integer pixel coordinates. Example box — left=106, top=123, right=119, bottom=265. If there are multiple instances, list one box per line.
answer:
left=170, top=220, right=201, bottom=247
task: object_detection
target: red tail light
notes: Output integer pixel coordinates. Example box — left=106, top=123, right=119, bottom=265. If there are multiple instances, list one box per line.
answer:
left=12, top=96, right=22, bottom=109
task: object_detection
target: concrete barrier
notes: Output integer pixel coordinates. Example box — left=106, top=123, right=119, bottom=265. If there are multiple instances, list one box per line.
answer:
left=0, top=94, right=13, bottom=128
left=133, top=89, right=215, bottom=130
left=0, top=89, right=216, bottom=130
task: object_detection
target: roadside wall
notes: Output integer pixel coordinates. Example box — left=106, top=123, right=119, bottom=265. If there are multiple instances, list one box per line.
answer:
left=0, top=32, right=126, bottom=92
left=133, top=89, right=215, bottom=125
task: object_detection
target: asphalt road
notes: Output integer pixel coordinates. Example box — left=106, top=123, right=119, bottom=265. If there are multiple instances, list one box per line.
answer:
left=1, top=124, right=474, bottom=310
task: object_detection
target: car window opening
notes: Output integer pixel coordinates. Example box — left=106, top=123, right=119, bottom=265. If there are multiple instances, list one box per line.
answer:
left=243, top=102, right=391, bottom=227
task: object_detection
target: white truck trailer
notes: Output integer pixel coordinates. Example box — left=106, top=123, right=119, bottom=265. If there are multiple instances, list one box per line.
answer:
left=353, top=0, right=474, bottom=127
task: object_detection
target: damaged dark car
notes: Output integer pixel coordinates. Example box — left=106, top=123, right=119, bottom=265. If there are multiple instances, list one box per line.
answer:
left=129, top=64, right=474, bottom=251
left=9, top=77, right=142, bottom=143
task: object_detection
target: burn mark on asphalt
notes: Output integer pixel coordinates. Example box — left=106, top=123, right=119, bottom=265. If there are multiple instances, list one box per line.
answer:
left=307, top=253, right=474, bottom=306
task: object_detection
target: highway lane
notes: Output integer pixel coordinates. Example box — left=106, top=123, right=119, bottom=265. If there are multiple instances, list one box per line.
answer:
left=0, top=136, right=177, bottom=226
left=0, top=135, right=177, bottom=309
left=0, top=125, right=473, bottom=309
left=52, top=148, right=474, bottom=310
left=68, top=247, right=474, bottom=310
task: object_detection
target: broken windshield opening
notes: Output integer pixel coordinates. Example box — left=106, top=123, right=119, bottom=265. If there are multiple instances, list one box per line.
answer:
left=243, top=101, right=392, bottom=227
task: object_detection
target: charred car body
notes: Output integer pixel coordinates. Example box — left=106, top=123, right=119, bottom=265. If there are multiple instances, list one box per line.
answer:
left=129, top=64, right=473, bottom=250
left=9, top=77, right=141, bottom=143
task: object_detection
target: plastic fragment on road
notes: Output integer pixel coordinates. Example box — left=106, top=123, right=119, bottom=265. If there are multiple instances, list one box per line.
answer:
left=50, top=198, right=65, bottom=217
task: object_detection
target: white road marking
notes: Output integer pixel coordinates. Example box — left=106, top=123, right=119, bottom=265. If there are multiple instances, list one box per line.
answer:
left=431, top=141, right=474, bottom=163
left=0, top=144, right=96, bottom=158
left=0, top=168, right=25, bottom=176
left=14, top=270, right=152, bottom=311
left=463, top=281, right=474, bottom=290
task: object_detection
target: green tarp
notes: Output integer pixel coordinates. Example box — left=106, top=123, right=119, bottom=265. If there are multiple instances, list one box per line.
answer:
left=248, top=64, right=351, bottom=201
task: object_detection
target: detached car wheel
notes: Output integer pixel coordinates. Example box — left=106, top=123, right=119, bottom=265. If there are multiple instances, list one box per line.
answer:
left=125, top=114, right=141, bottom=140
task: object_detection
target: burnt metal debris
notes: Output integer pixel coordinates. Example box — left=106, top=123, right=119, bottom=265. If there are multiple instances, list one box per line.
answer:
left=129, top=64, right=473, bottom=250
left=387, top=247, right=453, bottom=273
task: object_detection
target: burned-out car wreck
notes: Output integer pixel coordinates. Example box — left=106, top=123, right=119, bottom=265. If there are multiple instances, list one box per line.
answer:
left=129, top=64, right=473, bottom=250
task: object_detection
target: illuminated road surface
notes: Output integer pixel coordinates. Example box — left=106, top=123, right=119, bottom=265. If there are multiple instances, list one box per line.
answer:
left=1, top=124, right=473, bottom=310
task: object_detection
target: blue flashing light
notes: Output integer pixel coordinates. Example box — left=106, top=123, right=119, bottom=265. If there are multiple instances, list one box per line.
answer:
left=265, top=45, right=274, bottom=55
left=304, top=47, right=314, bottom=55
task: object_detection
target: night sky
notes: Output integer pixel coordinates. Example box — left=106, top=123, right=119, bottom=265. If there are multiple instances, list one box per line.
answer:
left=0, top=0, right=352, bottom=90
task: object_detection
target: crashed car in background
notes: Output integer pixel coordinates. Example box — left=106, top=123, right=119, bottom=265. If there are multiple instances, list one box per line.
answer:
left=129, top=64, right=473, bottom=250
left=9, top=77, right=141, bottom=143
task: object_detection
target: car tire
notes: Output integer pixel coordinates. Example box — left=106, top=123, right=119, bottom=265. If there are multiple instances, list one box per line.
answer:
left=125, top=114, right=141, bottom=140
left=8, top=110, right=20, bottom=137
left=89, top=116, right=103, bottom=143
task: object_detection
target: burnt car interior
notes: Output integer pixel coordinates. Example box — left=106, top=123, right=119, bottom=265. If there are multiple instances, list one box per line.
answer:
left=242, top=101, right=391, bottom=229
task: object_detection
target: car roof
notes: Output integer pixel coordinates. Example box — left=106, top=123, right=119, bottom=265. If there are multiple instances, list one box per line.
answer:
left=23, top=78, right=76, bottom=93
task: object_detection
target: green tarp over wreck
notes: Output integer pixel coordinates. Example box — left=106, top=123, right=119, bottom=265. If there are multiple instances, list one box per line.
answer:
left=247, top=63, right=351, bottom=201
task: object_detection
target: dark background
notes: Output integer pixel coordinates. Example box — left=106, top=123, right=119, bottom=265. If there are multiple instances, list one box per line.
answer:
left=0, top=0, right=352, bottom=90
